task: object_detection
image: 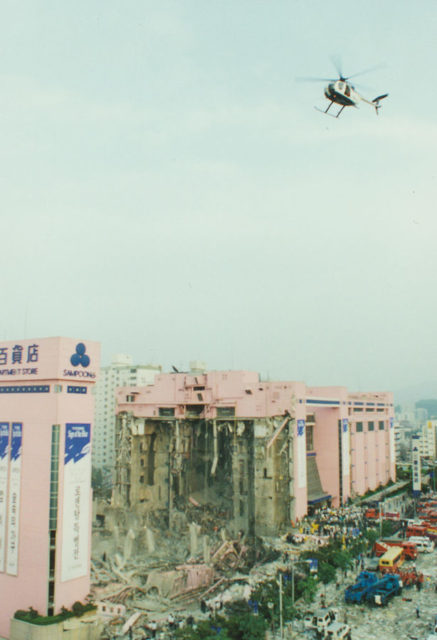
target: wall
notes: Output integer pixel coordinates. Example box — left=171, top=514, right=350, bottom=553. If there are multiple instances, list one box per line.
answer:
left=9, top=615, right=103, bottom=640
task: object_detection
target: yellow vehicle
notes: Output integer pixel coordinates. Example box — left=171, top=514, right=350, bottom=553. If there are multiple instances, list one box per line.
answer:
left=379, top=546, right=404, bottom=573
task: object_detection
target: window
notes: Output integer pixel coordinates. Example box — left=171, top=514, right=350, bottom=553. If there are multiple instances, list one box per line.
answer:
left=356, top=422, right=363, bottom=432
left=54, top=384, right=62, bottom=393
left=126, top=395, right=134, bottom=402
left=306, top=425, right=314, bottom=450
left=139, top=475, right=145, bottom=484
left=216, top=407, right=235, bottom=417
left=49, top=426, right=60, bottom=529
left=368, top=422, right=375, bottom=431
left=379, top=421, right=385, bottom=430
left=159, top=407, right=175, bottom=417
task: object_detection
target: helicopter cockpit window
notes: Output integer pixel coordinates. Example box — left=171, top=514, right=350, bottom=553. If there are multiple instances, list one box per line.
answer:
left=345, top=85, right=350, bottom=97
left=338, top=81, right=344, bottom=91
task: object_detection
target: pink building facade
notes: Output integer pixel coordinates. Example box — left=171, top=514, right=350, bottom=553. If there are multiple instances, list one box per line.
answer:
left=114, top=371, right=395, bottom=537
left=0, top=337, right=99, bottom=639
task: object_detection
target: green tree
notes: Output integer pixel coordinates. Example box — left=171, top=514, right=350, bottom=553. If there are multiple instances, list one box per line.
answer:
left=299, top=575, right=318, bottom=603
left=225, top=613, right=267, bottom=640
left=317, top=561, right=336, bottom=584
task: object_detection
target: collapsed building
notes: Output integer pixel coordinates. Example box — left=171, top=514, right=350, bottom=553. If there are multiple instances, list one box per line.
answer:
left=112, top=370, right=395, bottom=537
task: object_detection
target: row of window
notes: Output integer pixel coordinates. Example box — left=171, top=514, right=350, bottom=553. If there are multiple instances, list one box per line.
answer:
left=354, top=421, right=386, bottom=432
left=0, top=384, right=87, bottom=394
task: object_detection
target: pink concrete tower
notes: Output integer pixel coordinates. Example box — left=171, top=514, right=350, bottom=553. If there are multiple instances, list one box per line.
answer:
left=0, top=337, right=99, bottom=639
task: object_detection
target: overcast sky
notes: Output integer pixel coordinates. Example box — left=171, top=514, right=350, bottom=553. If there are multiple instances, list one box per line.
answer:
left=1, top=1, right=436, bottom=393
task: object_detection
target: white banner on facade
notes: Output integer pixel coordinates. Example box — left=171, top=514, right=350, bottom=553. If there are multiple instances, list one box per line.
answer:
left=389, top=418, right=395, bottom=464
left=297, top=419, right=307, bottom=488
left=412, top=435, right=421, bottom=494
left=6, top=423, right=22, bottom=576
left=61, top=423, right=91, bottom=582
left=0, top=422, right=9, bottom=573
left=341, top=419, right=350, bottom=477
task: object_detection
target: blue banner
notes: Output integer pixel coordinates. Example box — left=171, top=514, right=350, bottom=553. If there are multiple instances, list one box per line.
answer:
left=0, top=422, right=9, bottom=572
left=64, top=423, right=91, bottom=465
left=0, top=423, right=8, bottom=460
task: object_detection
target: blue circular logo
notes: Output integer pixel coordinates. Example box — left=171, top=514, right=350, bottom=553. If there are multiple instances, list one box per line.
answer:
left=70, top=344, right=90, bottom=368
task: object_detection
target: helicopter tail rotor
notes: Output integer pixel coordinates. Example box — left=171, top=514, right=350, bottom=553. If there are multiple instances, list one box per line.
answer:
left=372, top=93, right=388, bottom=114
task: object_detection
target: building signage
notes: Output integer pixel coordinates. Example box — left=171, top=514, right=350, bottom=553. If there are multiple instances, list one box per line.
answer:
left=297, top=419, right=306, bottom=488
left=0, top=423, right=9, bottom=572
left=6, top=423, right=22, bottom=575
left=341, top=418, right=350, bottom=477
left=63, top=344, right=95, bottom=378
left=0, top=344, right=39, bottom=377
left=412, top=435, right=421, bottom=495
left=0, top=338, right=98, bottom=382
left=61, top=423, right=91, bottom=582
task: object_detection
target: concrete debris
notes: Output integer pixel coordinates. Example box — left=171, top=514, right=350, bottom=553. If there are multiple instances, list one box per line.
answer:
left=93, top=488, right=437, bottom=640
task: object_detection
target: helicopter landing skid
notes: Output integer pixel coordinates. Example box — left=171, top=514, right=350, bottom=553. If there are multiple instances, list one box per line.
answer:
left=314, top=105, right=346, bottom=118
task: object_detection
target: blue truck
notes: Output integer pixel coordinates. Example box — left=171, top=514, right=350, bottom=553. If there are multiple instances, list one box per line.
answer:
left=344, top=571, right=378, bottom=603
left=345, top=571, right=401, bottom=606
left=369, top=574, right=402, bottom=606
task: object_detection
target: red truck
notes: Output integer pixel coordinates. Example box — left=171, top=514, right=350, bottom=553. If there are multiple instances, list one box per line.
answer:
left=406, top=524, right=437, bottom=541
left=365, top=508, right=401, bottom=521
left=418, top=511, right=437, bottom=524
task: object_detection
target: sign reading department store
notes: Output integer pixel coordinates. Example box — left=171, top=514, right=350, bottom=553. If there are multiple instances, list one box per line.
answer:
left=0, top=337, right=99, bottom=382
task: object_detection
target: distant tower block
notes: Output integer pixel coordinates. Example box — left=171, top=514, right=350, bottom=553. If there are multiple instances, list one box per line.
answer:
left=0, top=337, right=100, bottom=639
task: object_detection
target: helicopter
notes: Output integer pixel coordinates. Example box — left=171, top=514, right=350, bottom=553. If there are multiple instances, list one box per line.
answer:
left=299, top=63, right=388, bottom=118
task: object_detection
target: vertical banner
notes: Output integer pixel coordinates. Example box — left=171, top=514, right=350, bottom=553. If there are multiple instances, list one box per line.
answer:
left=297, top=419, right=307, bottom=488
left=0, top=423, right=9, bottom=572
left=62, top=424, right=91, bottom=582
left=341, top=418, right=350, bottom=477
left=389, top=418, right=395, bottom=464
left=412, top=435, right=421, bottom=496
left=6, top=423, right=22, bottom=575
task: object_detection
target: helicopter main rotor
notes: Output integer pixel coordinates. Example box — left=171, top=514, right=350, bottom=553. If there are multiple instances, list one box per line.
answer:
left=296, top=62, right=384, bottom=85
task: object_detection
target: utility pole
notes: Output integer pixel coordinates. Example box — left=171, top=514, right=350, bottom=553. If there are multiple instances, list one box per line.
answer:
left=279, top=573, right=283, bottom=640
left=379, top=500, right=383, bottom=538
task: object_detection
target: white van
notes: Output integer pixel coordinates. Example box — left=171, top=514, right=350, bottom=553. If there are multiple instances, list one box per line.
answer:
left=326, top=622, right=352, bottom=640
left=303, top=609, right=338, bottom=634
left=408, top=536, right=434, bottom=552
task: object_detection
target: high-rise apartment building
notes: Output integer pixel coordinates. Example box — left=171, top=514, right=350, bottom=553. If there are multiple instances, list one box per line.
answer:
left=0, top=337, right=99, bottom=639
left=418, top=420, right=437, bottom=460
left=93, top=355, right=161, bottom=470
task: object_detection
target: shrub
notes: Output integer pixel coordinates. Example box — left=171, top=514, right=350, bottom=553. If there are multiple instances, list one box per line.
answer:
left=14, top=602, right=96, bottom=626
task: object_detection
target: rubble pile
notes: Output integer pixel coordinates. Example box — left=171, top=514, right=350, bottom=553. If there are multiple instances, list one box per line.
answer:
left=91, top=497, right=274, bottom=638
left=91, top=490, right=437, bottom=640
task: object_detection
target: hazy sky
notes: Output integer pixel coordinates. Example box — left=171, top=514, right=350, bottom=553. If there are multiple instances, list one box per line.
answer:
left=1, top=1, right=437, bottom=392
